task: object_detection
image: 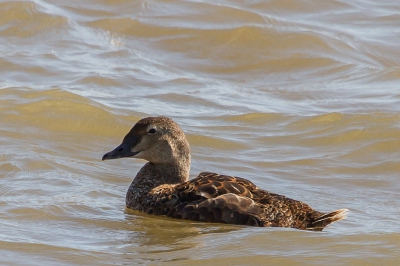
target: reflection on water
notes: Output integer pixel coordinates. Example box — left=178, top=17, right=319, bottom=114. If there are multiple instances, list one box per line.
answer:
left=123, top=210, right=240, bottom=255
left=1, top=0, right=400, bottom=265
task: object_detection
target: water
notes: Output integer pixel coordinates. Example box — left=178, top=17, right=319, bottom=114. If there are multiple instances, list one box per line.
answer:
left=1, top=0, right=400, bottom=265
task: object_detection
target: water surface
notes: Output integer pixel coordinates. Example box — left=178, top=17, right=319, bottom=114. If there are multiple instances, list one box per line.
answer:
left=1, top=0, right=400, bottom=265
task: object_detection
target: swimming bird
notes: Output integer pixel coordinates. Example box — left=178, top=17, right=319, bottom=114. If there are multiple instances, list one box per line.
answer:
left=102, top=116, right=348, bottom=231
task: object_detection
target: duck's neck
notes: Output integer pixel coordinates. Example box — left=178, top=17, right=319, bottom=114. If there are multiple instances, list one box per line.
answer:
left=132, top=157, right=191, bottom=189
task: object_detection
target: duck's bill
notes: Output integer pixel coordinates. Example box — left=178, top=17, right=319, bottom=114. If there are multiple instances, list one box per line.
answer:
left=102, top=142, right=140, bottom=161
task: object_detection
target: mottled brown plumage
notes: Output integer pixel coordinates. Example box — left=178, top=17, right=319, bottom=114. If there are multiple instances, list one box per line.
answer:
left=102, top=116, right=348, bottom=231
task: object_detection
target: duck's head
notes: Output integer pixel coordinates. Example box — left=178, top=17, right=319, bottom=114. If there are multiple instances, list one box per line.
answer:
left=102, top=116, right=190, bottom=165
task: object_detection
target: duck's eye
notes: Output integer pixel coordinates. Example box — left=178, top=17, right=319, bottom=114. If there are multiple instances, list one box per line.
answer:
left=148, top=128, right=156, bottom=134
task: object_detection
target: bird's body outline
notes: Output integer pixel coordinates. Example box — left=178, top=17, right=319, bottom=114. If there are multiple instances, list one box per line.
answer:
left=103, top=116, right=348, bottom=231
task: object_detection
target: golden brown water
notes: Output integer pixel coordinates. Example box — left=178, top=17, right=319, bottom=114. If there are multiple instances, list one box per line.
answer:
left=1, top=0, right=400, bottom=265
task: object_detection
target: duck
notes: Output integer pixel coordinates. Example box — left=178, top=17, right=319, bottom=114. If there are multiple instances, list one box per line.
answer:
left=102, top=116, right=348, bottom=231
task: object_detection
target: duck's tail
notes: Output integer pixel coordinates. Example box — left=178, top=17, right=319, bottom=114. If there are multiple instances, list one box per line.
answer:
left=307, top=208, right=349, bottom=231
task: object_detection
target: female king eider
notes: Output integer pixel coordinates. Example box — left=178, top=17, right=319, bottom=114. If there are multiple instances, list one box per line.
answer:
left=102, top=116, right=348, bottom=230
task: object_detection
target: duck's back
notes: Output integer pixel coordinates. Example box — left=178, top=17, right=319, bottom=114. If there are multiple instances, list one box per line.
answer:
left=140, top=172, right=348, bottom=230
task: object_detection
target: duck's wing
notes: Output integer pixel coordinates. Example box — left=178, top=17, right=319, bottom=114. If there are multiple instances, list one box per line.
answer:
left=170, top=172, right=348, bottom=230
left=174, top=172, right=289, bottom=206
left=144, top=172, right=257, bottom=216
left=170, top=172, right=281, bottom=225
left=174, top=172, right=259, bottom=200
